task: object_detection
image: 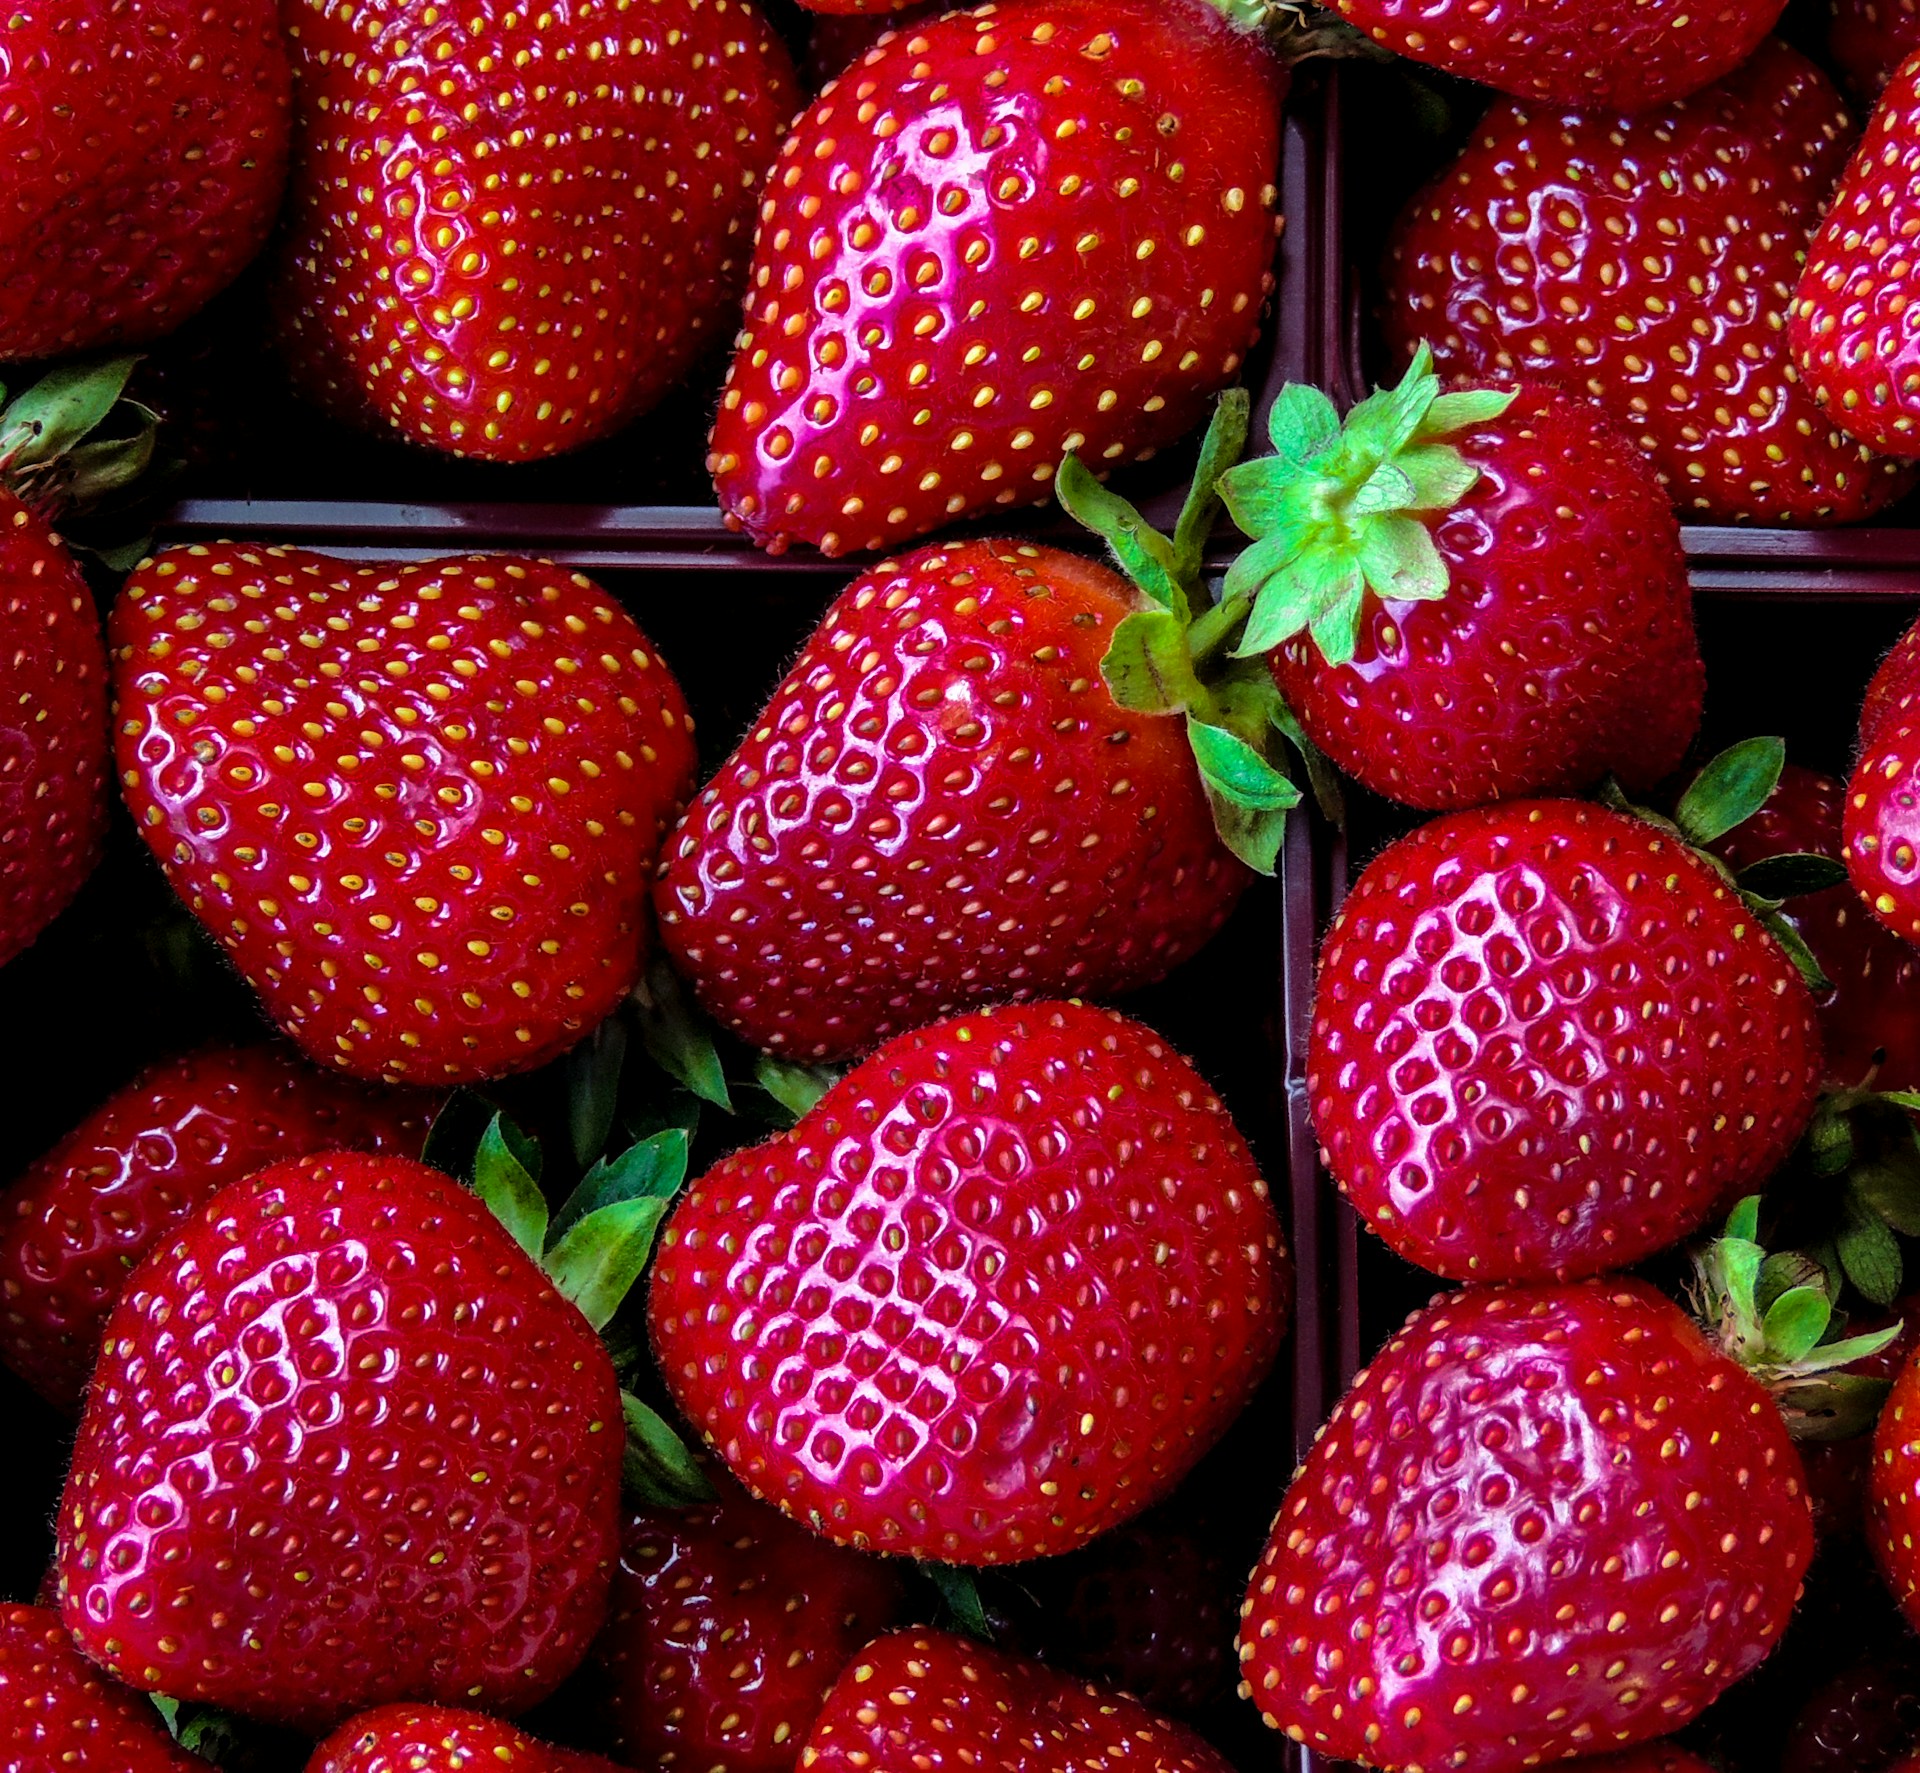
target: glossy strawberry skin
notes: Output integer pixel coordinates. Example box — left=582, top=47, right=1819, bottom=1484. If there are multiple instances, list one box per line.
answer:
left=1713, top=765, right=1920, bottom=1092
left=111, top=545, right=697, bottom=1085
left=0, top=1603, right=201, bottom=1773
left=1241, top=1279, right=1813, bottom=1771
left=0, top=1044, right=436, bottom=1412
left=709, top=0, right=1286, bottom=558
left=58, top=1152, right=622, bottom=1730
left=1311, top=800, right=1822, bottom=1283
left=308, top=1705, right=623, bottom=1773
left=1383, top=41, right=1915, bottom=527
left=0, top=2, right=289, bottom=360
left=1832, top=0, right=1920, bottom=100
left=1869, top=1347, right=1920, bottom=1637
left=803, top=3, right=942, bottom=85
left=649, top=1001, right=1289, bottom=1565
left=654, top=540, right=1244, bottom=1062
left=274, top=0, right=796, bottom=463
left=0, top=494, right=110, bottom=968
left=1270, top=386, right=1700, bottom=812
left=801, top=1629, right=1235, bottom=1773
left=1326, top=0, right=1783, bottom=110
left=577, top=1478, right=908, bottom=1773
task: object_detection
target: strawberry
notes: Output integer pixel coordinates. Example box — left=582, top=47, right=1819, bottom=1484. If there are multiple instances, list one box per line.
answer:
left=649, top=1000, right=1289, bottom=1564
left=0, top=1603, right=200, bottom=1773
left=1310, top=760, right=1824, bottom=1284
left=1217, top=353, right=1701, bottom=811
left=1863, top=617, right=1920, bottom=753
left=56, top=1140, right=687, bottom=1727
left=1842, top=615, right=1920, bottom=952
left=707, top=0, right=1287, bottom=558
left=0, top=2, right=289, bottom=361
left=803, top=3, right=942, bottom=86
left=1712, top=764, right=1920, bottom=1092
left=653, top=535, right=1253, bottom=1062
left=575, top=1475, right=908, bottom=1773
left=308, top=1705, right=622, bottom=1773
left=1239, top=1245, right=1886, bottom=1771
left=1832, top=0, right=1920, bottom=100
left=1321, top=0, right=1783, bottom=111
left=1793, top=49, right=1920, bottom=459
left=273, top=0, right=797, bottom=463
left=0, top=1043, right=436, bottom=1412
left=1383, top=40, right=1917, bottom=527
left=110, top=545, right=697, bottom=1085
left=1865, top=1341, right=1920, bottom=1642
left=799, top=1628, right=1235, bottom=1773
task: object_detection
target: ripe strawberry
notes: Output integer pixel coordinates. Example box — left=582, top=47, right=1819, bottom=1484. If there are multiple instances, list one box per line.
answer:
left=1832, top=0, right=1920, bottom=100
left=0, top=1043, right=436, bottom=1412
left=654, top=538, right=1248, bottom=1061
left=803, top=3, right=942, bottom=85
left=308, top=1705, right=621, bottom=1773
left=110, top=545, right=697, bottom=1085
left=274, top=0, right=797, bottom=463
left=1322, top=0, right=1783, bottom=110
left=58, top=1149, right=638, bottom=1727
left=1220, top=355, right=1701, bottom=811
left=1310, top=783, right=1823, bottom=1283
left=649, top=1000, right=1289, bottom=1564
left=1842, top=618, right=1920, bottom=951
left=1793, top=50, right=1920, bottom=458
left=1383, top=40, right=1916, bottom=526
left=1864, top=1343, right=1920, bottom=1639
left=1863, top=617, right=1920, bottom=753
left=708, top=0, right=1287, bottom=557
left=575, top=1476, right=908, bottom=1773
left=1240, top=1273, right=1834, bottom=1770
left=1711, top=764, right=1920, bottom=1092
left=0, top=1603, right=199, bottom=1773
left=0, top=2, right=289, bottom=360
left=800, top=1628, right=1235, bottom=1773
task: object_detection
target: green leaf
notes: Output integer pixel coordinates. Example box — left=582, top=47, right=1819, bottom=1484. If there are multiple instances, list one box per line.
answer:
left=1173, top=387, right=1252, bottom=581
left=1421, top=386, right=1519, bottom=436
left=633, top=958, right=732, bottom=1112
left=1344, top=341, right=1441, bottom=460
left=1270, top=696, right=1347, bottom=829
left=1674, top=737, right=1787, bottom=847
left=1761, top=1285, right=1833, bottom=1364
left=924, top=1564, right=993, bottom=1641
left=754, top=1055, right=839, bottom=1123
left=1265, top=380, right=1341, bottom=466
left=420, top=1087, right=496, bottom=1179
left=1724, top=1196, right=1763, bottom=1245
left=1838, top=1188, right=1904, bottom=1308
left=1735, top=853, right=1849, bottom=900
left=150, top=1695, right=181, bottom=1737
left=89, top=535, right=156, bottom=575
left=622, top=1391, right=715, bottom=1508
left=64, top=417, right=158, bottom=508
left=1187, top=718, right=1302, bottom=813
left=1056, top=452, right=1187, bottom=617
left=1802, top=1326, right=1903, bottom=1370
left=1883, top=1091, right=1920, bottom=1113
left=1775, top=1371, right=1893, bottom=1441
left=1394, top=443, right=1482, bottom=511
left=1853, top=1150, right=1920, bottom=1237
left=1350, top=461, right=1417, bottom=515
left=0, top=356, right=141, bottom=469
left=545, top=1195, right=672, bottom=1331
left=550, top=1127, right=691, bottom=1247
left=472, top=1112, right=548, bottom=1259
left=1760, top=911, right=1833, bottom=997
left=1306, top=582, right=1368, bottom=669
left=1235, top=554, right=1364, bottom=661
left=1100, top=607, right=1207, bottom=715
left=1354, top=513, right=1448, bottom=606
left=568, top=1015, right=629, bottom=1169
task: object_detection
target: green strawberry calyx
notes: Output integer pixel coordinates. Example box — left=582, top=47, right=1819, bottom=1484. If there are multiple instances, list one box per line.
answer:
left=1217, top=341, right=1516, bottom=667
left=1201, top=0, right=1395, bottom=62
left=1797, top=1085, right=1920, bottom=1311
left=0, top=357, right=158, bottom=527
left=1058, top=391, right=1310, bottom=877
left=1691, top=1196, right=1903, bottom=1441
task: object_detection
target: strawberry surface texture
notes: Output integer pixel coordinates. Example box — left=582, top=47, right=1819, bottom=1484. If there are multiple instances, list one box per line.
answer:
left=110, top=545, right=696, bottom=1085
left=1240, top=1279, right=1815, bottom=1771
left=274, top=0, right=798, bottom=462
left=57, top=1151, right=624, bottom=1729
left=307, top=1704, right=623, bottom=1773
left=649, top=1000, right=1289, bottom=1563
left=709, top=0, right=1287, bottom=556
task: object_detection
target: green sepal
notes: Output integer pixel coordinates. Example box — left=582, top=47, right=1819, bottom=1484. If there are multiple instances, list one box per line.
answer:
left=1838, top=1185, right=1905, bottom=1308
left=622, top=1391, right=715, bottom=1509
left=472, top=1112, right=548, bottom=1260
left=1776, top=1372, right=1896, bottom=1442
left=1882, top=1090, right=1920, bottom=1113
left=1188, top=713, right=1300, bottom=876
left=923, top=1563, right=993, bottom=1641
left=1173, top=388, right=1252, bottom=583
left=1101, top=608, right=1209, bottom=716
left=1736, top=853, right=1849, bottom=899
left=1056, top=454, right=1188, bottom=618
left=0, top=357, right=141, bottom=472
left=151, top=1695, right=180, bottom=1735
left=148, top=1693, right=242, bottom=1763
left=420, top=1087, right=498, bottom=1179
left=545, top=1195, right=673, bottom=1332
left=1673, top=737, right=1786, bottom=847
left=1270, top=697, right=1347, bottom=829
left=1760, top=910, right=1834, bottom=997
left=633, top=957, right=732, bottom=1112
left=568, top=1016, right=630, bottom=1168
left=549, top=1127, right=690, bottom=1247
left=91, top=535, right=156, bottom=574
left=754, top=1056, right=840, bottom=1124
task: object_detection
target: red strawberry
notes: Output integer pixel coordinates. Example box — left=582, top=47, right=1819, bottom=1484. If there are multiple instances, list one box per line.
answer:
left=58, top=1149, right=630, bottom=1728
left=1793, top=51, right=1920, bottom=458
left=649, top=1000, right=1289, bottom=1564
left=576, top=1476, right=908, bottom=1773
left=1866, top=1344, right=1920, bottom=1638
left=0, top=1603, right=199, bottom=1773
left=1863, top=619, right=1920, bottom=753
left=0, top=1043, right=436, bottom=1412
left=110, top=545, right=697, bottom=1085
left=1221, top=357, right=1701, bottom=811
left=800, top=1628, right=1234, bottom=1773
left=654, top=538, right=1246, bottom=1061
left=274, top=0, right=796, bottom=463
left=308, top=1705, right=622, bottom=1773
left=1321, top=0, right=1783, bottom=110
left=1383, top=40, right=1916, bottom=526
left=1842, top=625, right=1920, bottom=950
left=1712, top=764, right=1920, bottom=1091
left=1310, top=787, right=1822, bottom=1283
left=708, top=0, right=1287, bottom=557
left=1240, top=1276, right=1821, bottom=1770
left=0, top=2, right=289, bottom=360
left=799, top=0, right=925, bottom=13
left=1832, top=0, right=1920, bottom=100
left=803, top=3, right=943, bottom=86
